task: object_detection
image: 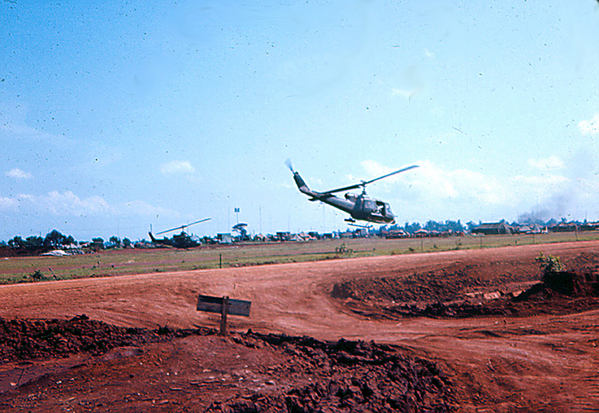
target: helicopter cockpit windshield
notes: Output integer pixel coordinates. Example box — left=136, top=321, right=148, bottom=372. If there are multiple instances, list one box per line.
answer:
left=383, top=202, right=392, bottom=216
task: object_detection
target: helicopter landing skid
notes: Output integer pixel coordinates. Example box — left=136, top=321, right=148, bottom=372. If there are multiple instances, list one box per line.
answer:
left=348, top=222, right=373, bottom=229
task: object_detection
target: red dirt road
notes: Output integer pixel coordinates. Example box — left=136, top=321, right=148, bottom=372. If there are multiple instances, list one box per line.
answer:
left=1, top=241, right=599, bottom=412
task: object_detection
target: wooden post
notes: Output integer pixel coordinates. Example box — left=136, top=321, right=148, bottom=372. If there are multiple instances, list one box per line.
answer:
left=220, top=296, right=229, bottom=336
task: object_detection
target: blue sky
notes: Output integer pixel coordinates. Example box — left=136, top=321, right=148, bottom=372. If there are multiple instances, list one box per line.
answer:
left=1, top=0, right=599, bottom=241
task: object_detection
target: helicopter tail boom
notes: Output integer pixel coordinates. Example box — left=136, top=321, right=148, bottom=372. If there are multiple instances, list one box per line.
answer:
left=293, top=172, right=320, bottom=199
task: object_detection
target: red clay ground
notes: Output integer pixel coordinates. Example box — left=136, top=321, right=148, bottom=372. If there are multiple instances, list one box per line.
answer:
left=1, top=241, right=599, bottom=412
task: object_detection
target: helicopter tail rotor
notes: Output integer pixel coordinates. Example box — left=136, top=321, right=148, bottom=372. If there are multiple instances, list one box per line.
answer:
left=284, top=158, right=295, bottom=173
left=286, top=159, right=320, bottom=198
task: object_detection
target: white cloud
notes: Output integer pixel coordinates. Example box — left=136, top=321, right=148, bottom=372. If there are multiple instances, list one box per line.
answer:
left=527, top=156, right=565, bottom=170
left=6, top=168, right=33, bottom=180
left=360, top=159, right=397, bottom=178
left=409, top=161, right=509, bottom=205
left=578, top=114, right=599, bottom=135
left=391, top=65, right=426, bottom=100
left=0, top=190, right=176, bottom=219
left=391, top=87, right=422, bottom=100
left=122, top=200, right=176, bottom=218
left=0, top=196, right=18, bottom=209
left=43, top=191, right=112, bottom=216
left=160, top=160, right=196, bottom=175
left=356, top=159, right=595, bottom=223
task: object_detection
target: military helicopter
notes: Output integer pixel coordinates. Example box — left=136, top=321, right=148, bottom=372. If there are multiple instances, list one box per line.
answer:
left=286, top=160, right=418, bottom=225
left=149, top=218, right=211, bottom=248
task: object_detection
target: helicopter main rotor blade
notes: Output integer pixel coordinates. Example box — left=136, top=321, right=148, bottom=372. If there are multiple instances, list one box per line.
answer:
left=361, top=164, right=420, bottom=186
left=323, top=165, right=419, bottom=195
left=156, top=217, right=211, bottom=235
left=323, top=182, right=364, bottom=195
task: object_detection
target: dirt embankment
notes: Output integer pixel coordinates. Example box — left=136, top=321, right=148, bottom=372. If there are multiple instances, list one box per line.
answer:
left=332, top=251, right=599, bottom=318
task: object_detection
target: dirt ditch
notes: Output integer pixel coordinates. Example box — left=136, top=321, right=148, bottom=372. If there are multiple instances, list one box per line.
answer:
left=332, top=251, right=599, bottom=319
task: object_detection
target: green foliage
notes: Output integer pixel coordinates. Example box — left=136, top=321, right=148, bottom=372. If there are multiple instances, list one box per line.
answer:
left=30, top=270, right=45, bottom=281
left=8, top=236, right=25, bottom=249
left=91, top=238, right=105, bottom=250
left=535, top=252, right=564, bottom=277
left=26, top=236, right=44, bottom=249
left=404, top=222, right=422, bottom=234
left=335, top=243, right=353, bottom=254
left=44, top=229, right=70, bottom=248
left=8, top=230, right=74, bottom=252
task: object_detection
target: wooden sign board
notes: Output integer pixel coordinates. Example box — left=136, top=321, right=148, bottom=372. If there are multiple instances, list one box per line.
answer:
left=197, top=295, right=251, bottom=317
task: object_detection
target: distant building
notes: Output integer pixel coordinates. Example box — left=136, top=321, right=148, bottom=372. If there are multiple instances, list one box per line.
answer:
left=579, top=222, right=599, bottom=232
left=217, top=233, right=233, bottom=244
left=385, top=229, right=407, bottom=239
left=550, top=222, right=578, bottom=233
left=308, top=231, right=320, bottom=239
left=472, top=222, right=512, bottom=235
left=292, top=232, right=315, bottom=242
left=275, top=232, right=291, bottom=241
left=413, top=229, right=430, bottom=237
left=514, top=224, right=543, bottom=234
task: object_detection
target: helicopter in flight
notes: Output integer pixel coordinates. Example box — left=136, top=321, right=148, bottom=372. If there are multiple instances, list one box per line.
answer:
left=286, top=160, right=418, bottom=225
left=149, top=218, right=211, bottom=248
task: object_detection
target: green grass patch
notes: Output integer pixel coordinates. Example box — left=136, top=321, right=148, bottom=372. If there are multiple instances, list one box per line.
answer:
left=1, top=232, right=598, bottom=285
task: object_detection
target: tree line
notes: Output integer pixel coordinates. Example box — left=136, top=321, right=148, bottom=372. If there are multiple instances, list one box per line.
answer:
left=1, top=216, right=594, bottom=254
left=0, top=230, right=132, bottom=254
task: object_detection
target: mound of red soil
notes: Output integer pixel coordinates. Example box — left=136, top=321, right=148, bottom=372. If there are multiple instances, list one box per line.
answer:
left=332, top=252, right=599, bottom=319
left=0, top=317, right=455, bottom=412
left=215, top=334, right=455, bottom=412
left=0, top=315, right=206, bottom=363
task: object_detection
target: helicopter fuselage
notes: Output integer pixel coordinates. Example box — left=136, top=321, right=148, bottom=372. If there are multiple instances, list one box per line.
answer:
left=292, top=172, right=396, bottom=224
left=148, top=231, right=202, bottom=248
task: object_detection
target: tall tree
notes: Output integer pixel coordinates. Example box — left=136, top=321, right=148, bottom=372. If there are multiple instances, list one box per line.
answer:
left=44, top=230, right=67, bottom=248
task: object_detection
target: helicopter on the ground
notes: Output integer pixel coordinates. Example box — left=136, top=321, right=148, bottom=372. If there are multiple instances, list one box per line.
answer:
left=286, top=160, right=418, bottom=226
left=149, top=218, right=211, bottom=248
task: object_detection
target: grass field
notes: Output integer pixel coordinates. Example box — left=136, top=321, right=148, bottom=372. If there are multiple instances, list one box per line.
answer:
left=1, top=231, right=598, bottom=284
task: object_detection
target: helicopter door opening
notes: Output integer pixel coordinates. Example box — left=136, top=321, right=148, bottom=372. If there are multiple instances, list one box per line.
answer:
left=364, top=199, right=377, bottom=211
left=375, top=200, right=386, bottom=217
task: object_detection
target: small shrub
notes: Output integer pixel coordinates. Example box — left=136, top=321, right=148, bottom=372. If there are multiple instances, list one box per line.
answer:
left=30, top=270, right=45, bottom=281
left=536, top=252, right=565, bottom=278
